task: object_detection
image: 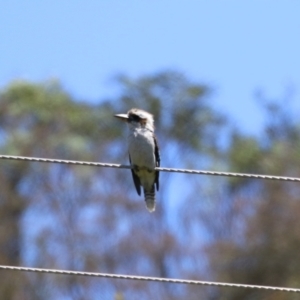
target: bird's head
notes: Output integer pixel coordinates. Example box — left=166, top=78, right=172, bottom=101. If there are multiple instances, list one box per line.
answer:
left=115, top=108, right=154, bottom=131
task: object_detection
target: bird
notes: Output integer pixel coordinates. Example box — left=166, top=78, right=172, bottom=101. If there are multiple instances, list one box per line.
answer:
left=114, top=108, right=160, bottom=212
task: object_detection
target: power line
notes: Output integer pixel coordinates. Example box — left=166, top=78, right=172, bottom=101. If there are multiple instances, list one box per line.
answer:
left=0, top=265, right=299, bottom=293
left=0, top=156, right=298, bottom=294
left=0, top=154, right=299, bottom=182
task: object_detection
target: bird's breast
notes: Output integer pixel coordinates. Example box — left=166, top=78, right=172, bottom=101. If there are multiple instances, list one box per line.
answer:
left=128, top=129, right=156, bottom=169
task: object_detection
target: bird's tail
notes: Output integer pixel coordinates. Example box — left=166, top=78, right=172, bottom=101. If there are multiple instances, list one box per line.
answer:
left=144, top=185, right=156, bottom=213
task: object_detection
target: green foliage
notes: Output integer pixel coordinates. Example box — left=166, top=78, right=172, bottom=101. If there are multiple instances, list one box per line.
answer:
left=227, top=132, right=262, bottom=191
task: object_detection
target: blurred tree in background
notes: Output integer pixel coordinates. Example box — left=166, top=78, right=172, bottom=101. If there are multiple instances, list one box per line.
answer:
left=0, top=72, right=299, bottom=300
left=201, top=97, right=300, bottom=300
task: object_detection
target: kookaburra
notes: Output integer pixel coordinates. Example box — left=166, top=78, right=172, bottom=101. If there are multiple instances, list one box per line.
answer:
left=114, top=108, right=160, bottom=212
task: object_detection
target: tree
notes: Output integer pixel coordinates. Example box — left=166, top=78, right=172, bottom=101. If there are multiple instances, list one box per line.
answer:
left=0, top=72, right=225, bottom=300
left=0, top=80, right=107, bottom=299
left=202, top=96, right=300, bottom=300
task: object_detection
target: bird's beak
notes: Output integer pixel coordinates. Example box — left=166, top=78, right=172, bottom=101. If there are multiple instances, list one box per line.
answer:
left=114, top=114, right=129, bottom=122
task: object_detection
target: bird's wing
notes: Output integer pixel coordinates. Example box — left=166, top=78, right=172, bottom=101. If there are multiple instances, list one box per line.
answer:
left=154, top=135, right=160, bottom=191
left=129, top=154, right=141, bottom=196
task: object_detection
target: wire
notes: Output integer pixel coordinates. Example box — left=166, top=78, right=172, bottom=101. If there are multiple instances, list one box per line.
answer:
left=0, top=265, right=299, bottom=293
left=0, top=156, right=298, bottom=293
left=0, top=154, right=299, bottom=182
left=0, top=155, right=131, bottom=169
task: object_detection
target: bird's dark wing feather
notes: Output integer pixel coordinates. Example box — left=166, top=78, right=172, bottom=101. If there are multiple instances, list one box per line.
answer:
left=129, top=154, right=141, bottom=196
left=154, top=135, right=160, bottom=191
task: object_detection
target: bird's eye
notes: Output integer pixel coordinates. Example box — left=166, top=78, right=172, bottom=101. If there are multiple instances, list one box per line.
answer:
left=130, top=114, right=141, bottom=122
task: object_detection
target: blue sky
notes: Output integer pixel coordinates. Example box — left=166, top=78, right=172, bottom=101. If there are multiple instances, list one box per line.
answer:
left=1, top=1, right=299, bottom=133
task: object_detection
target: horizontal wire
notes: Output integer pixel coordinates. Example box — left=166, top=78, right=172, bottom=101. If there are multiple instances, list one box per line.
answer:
left=0, top=265, right=299, bottom=293
left=0, top=154, right=299, bottom=182
left=0, top=153, right=299, bottom=294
